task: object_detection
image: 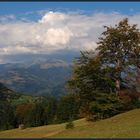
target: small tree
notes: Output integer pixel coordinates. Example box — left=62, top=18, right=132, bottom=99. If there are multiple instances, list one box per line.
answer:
left=65, top=119, right=74, bottom=129
left=56, top=94, right=79, bottom=123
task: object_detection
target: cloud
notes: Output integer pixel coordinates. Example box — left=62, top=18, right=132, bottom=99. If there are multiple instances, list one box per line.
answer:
left=1, top=45, right=32, bottom=54
left=39, top=11, right=66, bottom=24
left=37, top=27, right=73, bottom=46
left=0, top=11, right=140, bottom=55
left=0, top=14, right=16, bottom=23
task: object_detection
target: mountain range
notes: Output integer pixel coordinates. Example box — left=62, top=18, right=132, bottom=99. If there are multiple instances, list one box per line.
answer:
left=0, top=51, right=80, bottom=97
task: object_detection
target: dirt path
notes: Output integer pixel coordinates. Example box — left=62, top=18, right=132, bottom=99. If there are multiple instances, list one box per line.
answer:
left=42, top=130, right=63, bottom=138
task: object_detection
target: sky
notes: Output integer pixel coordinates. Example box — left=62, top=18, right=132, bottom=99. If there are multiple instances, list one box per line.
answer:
left=0, top=2, right=140, bottom=62
left=0, top=2, right=140, bottom=16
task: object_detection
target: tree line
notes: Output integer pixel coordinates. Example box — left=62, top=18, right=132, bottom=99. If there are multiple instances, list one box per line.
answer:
left=0, top=95, right=79, bottom=130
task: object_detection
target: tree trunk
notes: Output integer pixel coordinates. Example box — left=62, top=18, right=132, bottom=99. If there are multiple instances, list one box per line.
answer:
left=135, top=66, right=140, bottom=92
left=116, top=59, right=121, bottom=95
left=116, top=79, right=120, bottom=96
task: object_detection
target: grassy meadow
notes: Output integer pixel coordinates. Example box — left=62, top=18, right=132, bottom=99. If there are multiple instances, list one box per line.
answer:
left=0, top=109, right=140, bottom=138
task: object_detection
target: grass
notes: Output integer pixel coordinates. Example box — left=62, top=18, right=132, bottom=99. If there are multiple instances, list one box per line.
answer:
left=0, top=109, right=140, bottom=138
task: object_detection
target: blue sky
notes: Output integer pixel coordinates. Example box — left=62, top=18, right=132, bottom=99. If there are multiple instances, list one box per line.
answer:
left=0, top=2, right=140, bottom=62
left=0, top=2, right=140, bottom=16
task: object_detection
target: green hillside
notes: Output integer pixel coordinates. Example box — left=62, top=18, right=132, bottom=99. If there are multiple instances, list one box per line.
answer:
left=0, top=109, right=140, bottom=138
left=0, top=82, right=44, bottom=105
left=0, top=83, right=20, bottom=101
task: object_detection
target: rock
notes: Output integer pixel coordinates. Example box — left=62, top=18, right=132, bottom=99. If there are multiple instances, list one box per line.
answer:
left=19, top=124, right=25, bottom=130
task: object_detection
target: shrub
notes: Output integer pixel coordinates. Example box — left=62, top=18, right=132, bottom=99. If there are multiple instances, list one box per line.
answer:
left=65, top=120, right=74, bottom=129
left=87, top=93, right=123, bottom=121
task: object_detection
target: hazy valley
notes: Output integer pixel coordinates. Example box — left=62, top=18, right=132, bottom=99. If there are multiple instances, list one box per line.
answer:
left=0, top=52, right=79, bottom=97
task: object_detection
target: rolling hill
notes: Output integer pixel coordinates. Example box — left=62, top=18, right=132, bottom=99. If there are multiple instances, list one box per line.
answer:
left=0, top=60, right=72, bottom=97
left=0, top=51, right=80, bottom=97
left=0, top=109, right=140, bottom=138
left=0, top=82, right=47, bottom=106
left=0, top=82, right=21, bottom=102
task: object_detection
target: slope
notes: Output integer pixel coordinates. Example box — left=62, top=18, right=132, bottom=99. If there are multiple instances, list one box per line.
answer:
left=0, top=82, right=20, bottom=101
left=0, top=61, right=71, bottom=97
left=0, top=109, right=140, bottom=138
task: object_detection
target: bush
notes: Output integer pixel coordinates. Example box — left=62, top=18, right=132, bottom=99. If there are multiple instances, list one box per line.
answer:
left=87, top=93, right=123, bottom=120
left=65, top=120, right=74, bottom=129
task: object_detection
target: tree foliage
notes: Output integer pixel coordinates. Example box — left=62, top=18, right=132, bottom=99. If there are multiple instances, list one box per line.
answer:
left=97, top=18, right=140, bottom=93
left=57, top=94, right=80, bottom=123
left=68, top=18, right=140, bottom=120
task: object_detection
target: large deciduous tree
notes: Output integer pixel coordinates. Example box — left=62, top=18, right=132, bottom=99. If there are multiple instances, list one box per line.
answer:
left=97, top=18, right=140, bottom=94
left=68, top=18, right=140, bottom=119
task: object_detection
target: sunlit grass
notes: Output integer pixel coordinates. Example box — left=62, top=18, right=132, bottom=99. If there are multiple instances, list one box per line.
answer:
left=0, top=109, right=140, bottom=138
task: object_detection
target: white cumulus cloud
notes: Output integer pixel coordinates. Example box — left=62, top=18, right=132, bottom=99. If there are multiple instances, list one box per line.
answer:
left=39, top=11, right=66, bottom=24
left=38, top=27, right=73, bottom=46
left=0, top=11, right=140, bottom=55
